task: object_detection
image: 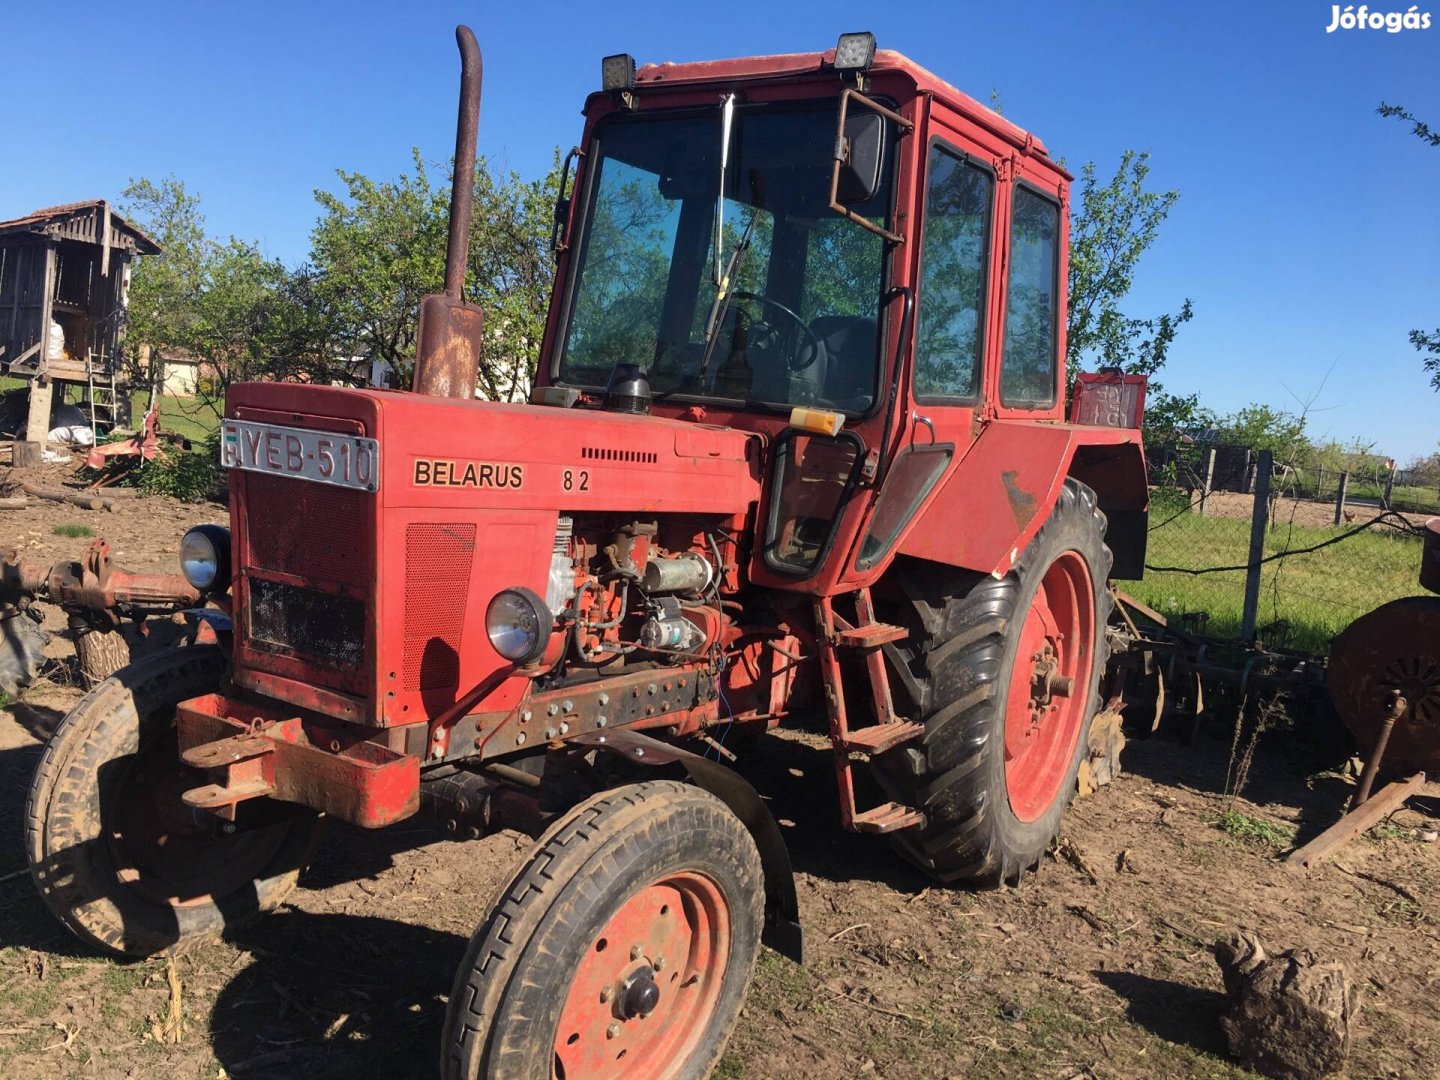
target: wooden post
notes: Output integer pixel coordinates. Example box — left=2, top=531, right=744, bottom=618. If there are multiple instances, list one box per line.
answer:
left=1333, top=471, right=1350, bottom=526
left=1383, top=464, right=1395, bottom=509
left=1241, top=450, right=1272, bottom=644
left=24, top=378, right=54, bottom=444
left=1198, top=447, right=1216, bottom=516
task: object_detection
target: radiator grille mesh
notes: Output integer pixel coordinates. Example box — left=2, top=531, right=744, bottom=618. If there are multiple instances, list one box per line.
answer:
left=244, top=473, right=369, bottom=586
left=403, top=523, right=477, bottom=692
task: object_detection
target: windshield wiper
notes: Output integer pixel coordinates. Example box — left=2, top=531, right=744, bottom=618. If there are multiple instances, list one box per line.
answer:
left=697, top=204, right=761, bottom=381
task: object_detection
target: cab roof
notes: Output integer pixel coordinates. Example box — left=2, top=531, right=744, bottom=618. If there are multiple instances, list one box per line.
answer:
left=634, top=48, right=1049, bottom=159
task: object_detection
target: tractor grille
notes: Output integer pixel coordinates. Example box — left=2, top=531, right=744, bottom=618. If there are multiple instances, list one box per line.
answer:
left=248, top=578, right=366, bottom=669
left=403, top=523, right=477, bottom=691
left=244, top=473, right=369, bottom=585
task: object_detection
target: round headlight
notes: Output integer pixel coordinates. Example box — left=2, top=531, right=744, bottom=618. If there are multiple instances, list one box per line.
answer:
left=486, top=587, right=551, bottom=665
left=180, top=525, right=231, bottom=593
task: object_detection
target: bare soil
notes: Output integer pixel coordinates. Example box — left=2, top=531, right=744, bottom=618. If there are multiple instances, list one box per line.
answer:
left=2, top=479, right=1439, bottom=1080
left=1199, top=490, right=1433, bottom=532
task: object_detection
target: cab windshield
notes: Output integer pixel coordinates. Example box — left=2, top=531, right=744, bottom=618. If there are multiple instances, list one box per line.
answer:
left=556, top=103, right=894, bottom=414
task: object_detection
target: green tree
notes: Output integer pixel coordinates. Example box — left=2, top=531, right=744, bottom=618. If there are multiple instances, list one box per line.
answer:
left=119, top=177, right=209, bottom=378
left=308, top=149, right=560, bottom=400
left=1378, top=104, right=1439, bottom=390
left=1214, top=403, right=1308, bottom=461
left=1065, top=151, right=1194, bottom=439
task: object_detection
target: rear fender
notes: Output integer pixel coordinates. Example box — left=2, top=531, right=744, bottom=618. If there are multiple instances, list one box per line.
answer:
left=896, top=421, right=1145, bottom=578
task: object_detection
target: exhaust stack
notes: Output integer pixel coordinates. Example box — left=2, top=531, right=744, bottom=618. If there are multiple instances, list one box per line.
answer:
left=412, top=25, right=485, bottom=399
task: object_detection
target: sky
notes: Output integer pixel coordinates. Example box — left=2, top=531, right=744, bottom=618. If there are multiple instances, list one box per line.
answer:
left=2, top=0, right=1436, bottom=460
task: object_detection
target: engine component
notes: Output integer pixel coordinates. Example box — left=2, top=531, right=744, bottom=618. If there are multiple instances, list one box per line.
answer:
left=640, top=551, right=714, bottom=596
left=639, top=597, right=707, bottom=653
left=546, top=515, right=576, bottom=615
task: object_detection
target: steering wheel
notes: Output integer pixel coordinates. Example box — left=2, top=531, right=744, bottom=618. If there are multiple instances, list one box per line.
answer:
left=729, top=291, right=823, bottom=373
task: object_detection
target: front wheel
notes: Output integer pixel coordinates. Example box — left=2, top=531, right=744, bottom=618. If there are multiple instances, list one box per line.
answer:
left=442, top=780, right=765, bottom=1080
left=25, top=646, right=325, bottom=957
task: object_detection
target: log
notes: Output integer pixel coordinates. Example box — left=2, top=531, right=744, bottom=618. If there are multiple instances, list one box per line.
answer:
left=74, top=628, right=131, bottom=688
left=11, top=441, right=43, bottom=468
left=19, top=483, right=108, bottom=511
left=0, top=496, right=28, bottom=510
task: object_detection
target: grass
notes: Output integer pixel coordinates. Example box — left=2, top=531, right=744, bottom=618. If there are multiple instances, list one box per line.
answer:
left=52, top=523, right=93, bottom=538
left=1130, top=493, right=1424, bottom=652
left=0, top=377, right=220, bottom=442
left=1218, top=809, right=1296, bottom=849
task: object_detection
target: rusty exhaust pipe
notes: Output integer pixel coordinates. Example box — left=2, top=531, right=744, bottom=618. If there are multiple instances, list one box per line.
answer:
left=413, top=25, right=484, bottom=399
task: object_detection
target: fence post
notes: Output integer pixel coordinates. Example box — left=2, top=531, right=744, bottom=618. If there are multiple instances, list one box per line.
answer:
left=1198, top=447, right=1216, bottom=517
left=1241, top=450, right=1273, bottom=644
left=1383, top=465, right=1395, bottom=509
left=1333, top=471, right=1350, bottom=526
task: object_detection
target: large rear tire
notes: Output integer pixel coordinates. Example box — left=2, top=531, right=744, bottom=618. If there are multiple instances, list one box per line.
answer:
left=875, top=478, right=1113, bottom=885
left=442, top=780, right=764, bottom=1080
left=25, top=646, right=325, bottom=957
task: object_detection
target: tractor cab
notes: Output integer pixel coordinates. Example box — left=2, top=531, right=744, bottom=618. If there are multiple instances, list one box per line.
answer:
left=537, top=35, right=1145, bottom=594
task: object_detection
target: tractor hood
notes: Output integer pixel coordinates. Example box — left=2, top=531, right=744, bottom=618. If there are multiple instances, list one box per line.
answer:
left=225, top=383, right=765, bottom=517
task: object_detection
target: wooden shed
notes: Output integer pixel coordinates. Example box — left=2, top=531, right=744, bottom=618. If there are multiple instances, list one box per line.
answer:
left=0, top=200, right=159, bottom=443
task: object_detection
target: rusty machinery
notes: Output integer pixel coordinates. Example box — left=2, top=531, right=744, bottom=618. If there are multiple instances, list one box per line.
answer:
left=1283, top=517, right=1440, bottom=868
left=0, top=538, right=202, bottom=689
left=24, top=28, right=1162, bottom=1079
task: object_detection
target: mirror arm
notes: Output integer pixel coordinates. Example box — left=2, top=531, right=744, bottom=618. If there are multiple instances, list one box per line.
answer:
left=829, top=88, right=913, bottom=244
left=551, top=146, right=585, bottom=253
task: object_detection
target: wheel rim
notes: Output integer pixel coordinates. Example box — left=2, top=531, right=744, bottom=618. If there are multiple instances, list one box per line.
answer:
left=107, top=730, right=289, bottom=907
left=1003, top=550, right=1096, bottom=823
left=553, top=870, right=730, bottom=1080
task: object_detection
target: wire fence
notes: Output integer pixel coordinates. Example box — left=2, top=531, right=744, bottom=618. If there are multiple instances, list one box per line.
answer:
left=1128, top=447, right=1430, bottom=654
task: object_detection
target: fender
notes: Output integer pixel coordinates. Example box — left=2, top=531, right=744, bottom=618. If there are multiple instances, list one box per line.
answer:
left=897, top=420, right=1148, bottom=579
left=572, top=727, right=805, bottom=964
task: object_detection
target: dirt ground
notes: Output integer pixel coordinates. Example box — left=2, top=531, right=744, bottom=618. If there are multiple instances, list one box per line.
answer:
left=1, top=479, right=1438, bottom=1080
left=1196, top=490, right=1433, bottom=532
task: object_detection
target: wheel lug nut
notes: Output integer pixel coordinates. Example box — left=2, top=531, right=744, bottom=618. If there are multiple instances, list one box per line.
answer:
left=654, top=956, right=665, bottom=972
left=600, top=985, right=614, bottom=1003
left=630, top=944, right=643, bottom=960
left=606, top=1022, right=621, bottom=1040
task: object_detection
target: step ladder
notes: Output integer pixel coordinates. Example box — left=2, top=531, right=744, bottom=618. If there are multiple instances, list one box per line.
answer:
left=86, top=348, right=122, bottom=438
left=814, top=588, right=927, bottom=834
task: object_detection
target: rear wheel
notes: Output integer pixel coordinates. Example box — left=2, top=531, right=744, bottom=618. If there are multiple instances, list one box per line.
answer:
left=442, top=781, right=764, bottom=1080
left=875, top=478, right=1112, bottom=884
left=25, top=646, right=325, bottom=957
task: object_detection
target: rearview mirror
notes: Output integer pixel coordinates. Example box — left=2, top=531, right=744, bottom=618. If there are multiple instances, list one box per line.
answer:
left=835, top=111, right=886, bottom=204
left=828, top=89, right=911, bottom=243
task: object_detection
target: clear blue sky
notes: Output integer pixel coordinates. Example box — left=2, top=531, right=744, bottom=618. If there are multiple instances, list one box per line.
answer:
left=3, top=1, right=1436, bottom=460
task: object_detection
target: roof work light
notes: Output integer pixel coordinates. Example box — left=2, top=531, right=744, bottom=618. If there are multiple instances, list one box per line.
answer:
left=601, top=53, right=636, bottom=92
left=833, top=32, right=877, bottom=73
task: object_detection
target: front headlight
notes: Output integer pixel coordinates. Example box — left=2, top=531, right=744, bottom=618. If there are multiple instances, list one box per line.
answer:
left=486, top=587, right=551, bottom=665
left=180, top=525, right=231, bottom=593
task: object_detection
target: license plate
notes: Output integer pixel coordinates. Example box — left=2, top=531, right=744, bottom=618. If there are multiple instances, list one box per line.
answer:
left=222, top=420, right=380, bottom=492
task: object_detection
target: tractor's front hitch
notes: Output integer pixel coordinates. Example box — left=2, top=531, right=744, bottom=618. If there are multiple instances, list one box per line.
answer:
left=175, top=693, right=419, bottom=828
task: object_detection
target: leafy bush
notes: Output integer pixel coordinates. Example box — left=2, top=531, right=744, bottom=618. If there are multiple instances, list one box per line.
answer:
left=133, top=433, right=223, bottom=501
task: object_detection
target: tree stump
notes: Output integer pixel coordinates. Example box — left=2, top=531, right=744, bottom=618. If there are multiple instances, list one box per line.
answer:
left=1214, top=932, right=1355, bottom=1079
left=74, top=627, right=132, bottom=688
left=1077, top=707, right=1125, bottom=796
left=12, top=440, right=43, bottom=468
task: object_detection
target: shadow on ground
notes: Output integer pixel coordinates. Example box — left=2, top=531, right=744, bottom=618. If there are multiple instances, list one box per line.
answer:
left=210, top=909, right=468, bottom=1079
left=1094, top=970, right=1231, bottom=1057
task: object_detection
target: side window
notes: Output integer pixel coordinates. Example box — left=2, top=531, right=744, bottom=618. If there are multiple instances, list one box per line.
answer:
left=1000, top=186, right=1060, bottom=406
left=913, top=145, right=992, bottom=401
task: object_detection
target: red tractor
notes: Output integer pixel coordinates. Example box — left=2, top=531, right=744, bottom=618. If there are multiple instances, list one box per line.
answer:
left=26, top=28, right=1149, bottom=1079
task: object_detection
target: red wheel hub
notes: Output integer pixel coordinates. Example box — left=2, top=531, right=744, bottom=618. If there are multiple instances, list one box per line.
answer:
left=1003, top=550, right=1095, bottom=822
left=553, top=870, right=730, bottom=1080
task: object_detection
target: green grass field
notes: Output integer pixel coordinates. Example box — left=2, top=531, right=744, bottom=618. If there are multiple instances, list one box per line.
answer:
left=1129, top=494, right=1424, bottom=653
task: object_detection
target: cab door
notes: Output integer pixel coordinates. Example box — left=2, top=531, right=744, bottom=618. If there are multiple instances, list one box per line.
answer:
left=835, top=112, right=1006, bottom=584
